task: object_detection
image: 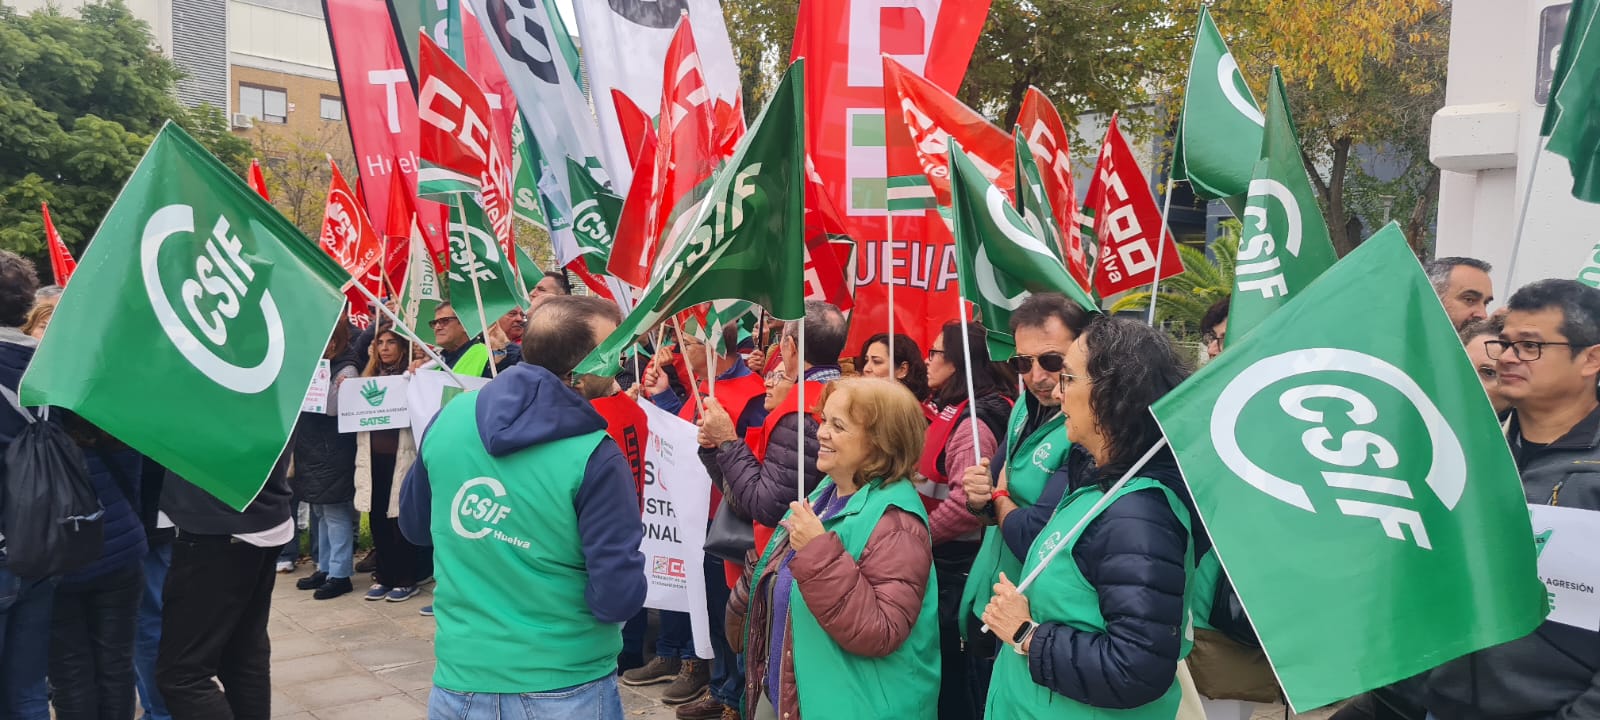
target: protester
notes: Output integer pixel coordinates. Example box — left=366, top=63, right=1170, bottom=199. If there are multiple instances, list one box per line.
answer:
left=1460, top=316, right=1510, bottom=416
left=0, top=251, right=54, bottom=719
left=530, top=270, right=572, bottom=303
left=133, top=458, right=174, bottom=720
left=1424, top=257, right=1495, bottom=330
left=1200, top=296, right=1229, bottom=360
left=488, top=308, right=526, bottom=374
left=48, top=418, right=146, bottom=720
left=856, top=332, right=930, bottom=402
left=421, top=303, right=493, bottom=378
left=289, top=321, right=361, bottom=600
left=1427, top=279, right=1600, bottom=719
left=972, top=316, right=1200, bottom=718
left=157, top=452, right=293, bottom=720
left=400, top=295, right=646, bottom=719
left=728, top=377, right=940, bottom=719
left=745, top=314, right=786, bottom=375
left=957, top=292, right=1092, bottom=703
left=920, top=320, right=1011, bottom=720
left=354, top=325, right=432, bottom=602
left=20, top=296, right=55, bottom=340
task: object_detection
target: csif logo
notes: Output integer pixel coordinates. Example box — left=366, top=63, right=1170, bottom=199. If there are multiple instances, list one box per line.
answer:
left=1209, top=348, right=1466, bottom=550
left=451, top=476, right=512, bottom=540
left=141, top=204, right=285, bottom=394
left=972, top=184, right=1058, bottom=311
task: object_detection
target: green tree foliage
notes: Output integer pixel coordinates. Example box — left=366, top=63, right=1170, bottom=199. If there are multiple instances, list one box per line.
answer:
left=0, top=1, right=249, bottom=271
left=1110, top=220, right=1240, bottom=334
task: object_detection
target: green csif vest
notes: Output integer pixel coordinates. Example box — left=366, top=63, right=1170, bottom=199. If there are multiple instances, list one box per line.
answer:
left=751, top=477, right=941, bottom=718
left=959, top=399, right=1070, bottom=635
left=420, top=390, right=614, bottom=694
left=985, top=477, right=1195, bottom=720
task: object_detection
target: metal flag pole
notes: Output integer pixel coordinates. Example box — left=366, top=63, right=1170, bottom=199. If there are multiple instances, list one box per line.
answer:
left=346, top=277, right=466, bottom=390
left=887, top=211, right=897, bottom=365
left=1145, top=180, right=1176, bottom=327
left=1503, top=139, right=1549, bottom=295
left=796, top=315, right=807, bottom=502
left=452, top=195, right=498, bottom=379
left=955, top=298, right=983, bottom=457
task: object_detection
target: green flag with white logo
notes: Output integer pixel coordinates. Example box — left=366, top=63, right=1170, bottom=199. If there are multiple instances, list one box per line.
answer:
left=575, top=60, right=807, bottom=377
left=511, top=112, right=550, bottom=231
left=1541, top=0, right=1600, bottom=203
left=1172, top=6, right=1264, bottom=203
left=513, top=244, right=542, bottom=304
left=1151, top=224, right=1547, bottom=713
left=20, top=122, right=349, bottom=510
left=1228, top=68, right=1338, bottom=342
left=445, top=196, right=524, bottom=339
left=567, top=157, right=622, bottom=276
left=950, top=139, right=1097, bottom=359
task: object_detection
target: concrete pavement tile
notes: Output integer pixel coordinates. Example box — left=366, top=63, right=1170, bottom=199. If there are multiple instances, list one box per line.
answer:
left=271, top=651, right=365, bottom=685
left=310, top=693, right=425, bottom=720
left=270, top=689, right=307, bottom=717
left=271, top=632, right=339, bottom=662
left=279, top=674, right=398, bottom=710
left=323, top=619, right=408, bottom=651
left=346, top=639, right=436, bottom=672
left=373, top=661, right=436, bottom=692
left=291, top=605, right=383, bottom=633
left=272, top=713, right=317, bottom=720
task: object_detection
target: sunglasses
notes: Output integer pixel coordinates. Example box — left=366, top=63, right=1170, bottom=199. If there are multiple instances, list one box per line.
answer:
left=1008, top=352, right=1066, bottom=374
left=428, top=316, right=459, bottom=329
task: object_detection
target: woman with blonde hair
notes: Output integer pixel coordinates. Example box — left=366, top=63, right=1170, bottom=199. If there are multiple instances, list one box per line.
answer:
left=729, top=378, right=940, bottom=719
left=354, top=324, right=431, bottom=601
left=20, top=297, right=55, bottom=340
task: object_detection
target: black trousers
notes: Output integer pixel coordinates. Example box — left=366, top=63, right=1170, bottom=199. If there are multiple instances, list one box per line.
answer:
left=49, top=563, right=143, bottom=720
left=156, top=535, right=278, bottom=720
left=370, top=453, right=432, bottom=588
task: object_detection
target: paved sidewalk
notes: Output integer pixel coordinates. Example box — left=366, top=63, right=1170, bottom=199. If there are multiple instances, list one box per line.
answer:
left=265, top=565, right=1329, bottom=720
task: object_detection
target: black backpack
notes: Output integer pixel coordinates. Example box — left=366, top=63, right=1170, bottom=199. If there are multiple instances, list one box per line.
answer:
left=1, top=386, right=105, bottom=578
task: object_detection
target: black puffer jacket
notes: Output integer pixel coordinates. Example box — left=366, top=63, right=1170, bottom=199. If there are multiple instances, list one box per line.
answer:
left=291, top=352, right=359, bottom=505
left=699, top=411, right=825, bottom=527
left=1002, top=449, right=1203, bottom=710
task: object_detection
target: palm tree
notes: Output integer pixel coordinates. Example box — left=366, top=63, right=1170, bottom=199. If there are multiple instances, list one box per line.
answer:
left=1108, top=220, right=1239, bottom=337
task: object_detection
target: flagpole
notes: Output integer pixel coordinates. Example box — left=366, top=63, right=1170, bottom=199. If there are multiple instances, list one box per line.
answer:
left=454, top=195, right=498, bottom=379
left=887, top=210, right=897, bottom=365
left=346, top=274, right=466, bottom=391
left=955, top=298, right=983, bottom=459
left=1145, top=179, right=1176, bottom=327
left=673, top=316, right=706, bottom=417
left=1503, top=140, right=1548, bottom=295
left=796, top=315, right=807, bottom=502
left=980, top=437, right=1167, bottom=634
left=706, top=335, right=717, bottom=403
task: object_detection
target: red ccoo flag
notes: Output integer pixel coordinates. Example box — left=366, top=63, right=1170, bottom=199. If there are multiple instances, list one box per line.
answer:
left=612, top=89, right=658, bottom=172
left=1084, top=113, right=1183, bottom=297
left=1016, top=87, right=1091, bottom=292
left=319, top=160, right=386, bottom=314
left=41, top=202, right=77, bottom=287
left=247, top=159, right=271, bottom=201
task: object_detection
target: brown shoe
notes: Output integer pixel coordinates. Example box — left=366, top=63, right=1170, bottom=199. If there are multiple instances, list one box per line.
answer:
left=675, top=689, right=725, bottom=720
left=661, top=659, right=710, bottom=705
left=620, top=656, right=681, bottom=687
left=720, top=705, right=740, bottom=720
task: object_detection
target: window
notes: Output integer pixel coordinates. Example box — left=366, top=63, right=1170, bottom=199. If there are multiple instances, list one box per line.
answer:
left=239, top=84, right=287, bottom=124
left=319, top=95, right=342, bottom=121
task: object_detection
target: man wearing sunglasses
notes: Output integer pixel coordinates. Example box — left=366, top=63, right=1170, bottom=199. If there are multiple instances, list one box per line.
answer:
left=418, top=303, right=492, bottom=379
left=954, top=292, right=1092, bottom=705
left=1428, top=279, right=1600, bottom=720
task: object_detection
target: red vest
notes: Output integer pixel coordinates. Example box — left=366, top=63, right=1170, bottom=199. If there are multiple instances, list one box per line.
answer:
left=590, top=394, right=650, bottom=512
left=916, top=400, right=968, bottom=514
left=678, top=372, right=767, bottom=430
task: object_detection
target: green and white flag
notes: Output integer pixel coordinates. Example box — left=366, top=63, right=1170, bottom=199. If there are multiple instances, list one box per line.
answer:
left=568, top=157, right=623, bottom=275
left=1542, top=0, right=1600, bottom=203
left=1229, top=68, right=1337, bottom=341
left=1172, top=5, right=1264, bottom=203
left=445, top=196, right=524, bottom=338
left=513, top=244, right=542, bottom=303
left=511, top=112, right=549, bottom=231
left=1152, top=224, right=1548, bottom=712
left=886, top=174, right=937, bottom=213
left=576, top=60, right=808, bottom=377
left=401, top=216, right=444, bottom=344
left=950, top=139, right=1097, bottom=359
left=20, top=123, right=349, bottom=510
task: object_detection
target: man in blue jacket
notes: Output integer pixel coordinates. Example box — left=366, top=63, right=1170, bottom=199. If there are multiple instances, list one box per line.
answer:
left=401, top=294, right=647, bottom=719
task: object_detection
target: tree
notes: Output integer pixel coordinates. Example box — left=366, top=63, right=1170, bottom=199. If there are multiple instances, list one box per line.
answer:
left=245, top=124, right=355, bottom=237
left=0, top=0, right=258, bottom=272
left=1109, top=221, right=1240, bottom=336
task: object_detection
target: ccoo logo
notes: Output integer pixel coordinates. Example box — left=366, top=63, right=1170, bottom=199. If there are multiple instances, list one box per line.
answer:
left=1210, top=348, right=1466, bottom=550
left=141, top=204, right=286, bottom=394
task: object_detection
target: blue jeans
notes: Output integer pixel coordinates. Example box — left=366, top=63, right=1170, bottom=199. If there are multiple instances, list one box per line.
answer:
left=135, top=543, right=172, bottom=720
left=704, top=554, right=740, bottom=706
left=0, top=566, right=58, bottom=719
left=279, top=500, right=316, bottom=564
left=656, top=611, right=695, bottom=659
left=429, top=675, right=623, bottom=720
left=312, top=501, right=358, bottom=578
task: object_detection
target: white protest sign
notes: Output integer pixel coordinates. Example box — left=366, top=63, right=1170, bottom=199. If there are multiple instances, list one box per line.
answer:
left=407, top=370, right=492, bottom=451
left=1530, top=504, right=1600, bottom=631
left=338, top=376, right=412, bottom=433
left=300, top=359, right=331, bottom=413
left=636, top=399, right=715, bottom=660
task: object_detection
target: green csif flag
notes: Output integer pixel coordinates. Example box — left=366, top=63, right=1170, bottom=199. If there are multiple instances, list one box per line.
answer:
left=951, top=138, right=1097, bottom=359
left=513, top=244, right=542, bottom=302
left=1172, top=5, right=1264, bottom=204
left=575, top=60, right=808, bottom=378
left=1152, top=224, right=1548, bottom=712
left=20, top=122, right=349, bottom=510
left=1541, top=0, right=1600, bottom=203
left=511, top=112, right=550, bottom=231
left=1228, top=68, right=1337, bottom=341
left=445, top=196, right=524, bottom=339
left=567, top=156, right=623, bottom=276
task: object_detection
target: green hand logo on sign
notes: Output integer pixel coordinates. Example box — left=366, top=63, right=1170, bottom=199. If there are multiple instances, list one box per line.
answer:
left=361, top=380, right=387, bottom=407
left=141, top=204, right=285, bottom=394
left=1209, top=348, right=1468, bottom=551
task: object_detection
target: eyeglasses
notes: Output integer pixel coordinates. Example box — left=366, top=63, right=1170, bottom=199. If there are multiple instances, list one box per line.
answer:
left=1485, top=339, right=1582, bottom=361
left=428, top=316, right=459, bottom=329
left=927, top=349, right=946, bottom=362
left=1008, top=352, right=1066, bottom=374
left=1202, top=331, right=1227, bottom=347
left=1058, top=371, right=1088, bottom=387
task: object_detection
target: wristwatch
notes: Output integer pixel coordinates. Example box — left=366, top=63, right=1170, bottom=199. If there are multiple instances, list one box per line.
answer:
left=1012, top=620, right=1037, bottom=654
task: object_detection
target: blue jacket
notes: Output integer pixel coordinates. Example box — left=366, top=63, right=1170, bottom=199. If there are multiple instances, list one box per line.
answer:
left=400, top=362, right=647, bottom=624
left=1003, top=448, right=1203, bottom=710
left=63, top=447, right=147, bottom=588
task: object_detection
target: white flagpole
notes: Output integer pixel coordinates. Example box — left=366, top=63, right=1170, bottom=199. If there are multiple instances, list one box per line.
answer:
left=1145, top=179, right=1176, bottom=327
left=706, top=333, right=717, bottom=403
left=796, top=316, right=807, bottom=502
left=955, top=299, right=983, bottom=457
left=887, top=211, right=897, bottom=365
left=980, top=437, right=1168, bottom=634
left=453, top=195, right=499, bottom=378
left=346, top=276, right=466, bottom=390
left=1503, top=139, right=1548, bottom=295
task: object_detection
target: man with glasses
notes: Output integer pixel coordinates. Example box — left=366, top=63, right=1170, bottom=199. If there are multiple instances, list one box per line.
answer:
left=958, top=292, right=1092, bottom=706
left=1427, top=279, right=1600, bottom=719
left=420, top=303, right=492, bottom=379
left=1200, top=297, right=1229, bottom=360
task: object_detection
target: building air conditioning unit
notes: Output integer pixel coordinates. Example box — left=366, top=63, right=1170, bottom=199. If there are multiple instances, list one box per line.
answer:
left=232, top=113, right=254, bottom=129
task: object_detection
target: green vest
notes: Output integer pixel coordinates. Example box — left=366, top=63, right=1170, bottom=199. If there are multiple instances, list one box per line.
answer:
left=452, top=343, right=490, bottom=378
left=985, top=478, right=1196, bottom=720
left=420, top=390, right=614, bottom=693
left=752, top=477, right=941, bottom=718
left=959, top=399, right=1069, bottom=635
